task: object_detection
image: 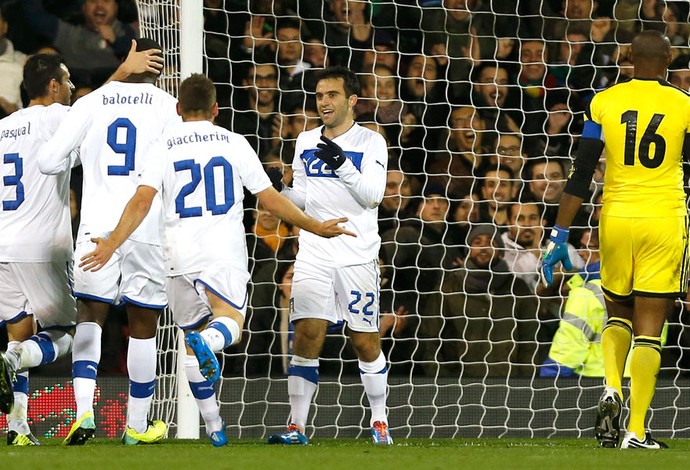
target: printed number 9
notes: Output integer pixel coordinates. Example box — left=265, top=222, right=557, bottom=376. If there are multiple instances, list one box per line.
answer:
left=107, top=117, right=136, bottom=175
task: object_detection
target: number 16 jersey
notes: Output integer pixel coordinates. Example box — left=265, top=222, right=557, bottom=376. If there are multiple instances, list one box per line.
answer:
left=587, top=78, right=690, bottom=217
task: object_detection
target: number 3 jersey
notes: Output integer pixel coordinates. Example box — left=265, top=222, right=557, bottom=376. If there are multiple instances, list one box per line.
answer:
left=585, top=78, right=690, bottom=217
left=38, top=81, right=180, bottom=244
left=0, top=104, right=72, bottom=262
left=138, top=120, right=271, bottom=275
left=285, top=124, right=387, bottom=267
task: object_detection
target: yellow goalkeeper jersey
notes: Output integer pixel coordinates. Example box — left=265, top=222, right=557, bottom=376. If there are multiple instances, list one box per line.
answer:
left=587, top=78, right=690, bottom=217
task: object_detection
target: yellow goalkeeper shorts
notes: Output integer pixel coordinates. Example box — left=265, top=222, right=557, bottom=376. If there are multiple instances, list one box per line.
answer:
left=600, top=214, right=689, bottom=299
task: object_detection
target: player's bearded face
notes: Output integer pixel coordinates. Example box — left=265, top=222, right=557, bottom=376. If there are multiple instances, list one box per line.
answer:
left=316, top=78, right=352, bottom=128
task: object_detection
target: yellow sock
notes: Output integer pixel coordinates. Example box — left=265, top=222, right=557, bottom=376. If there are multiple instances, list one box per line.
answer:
left=628, top=336, right=662, bottom=439
left=601, top=318, right=633, bottom=397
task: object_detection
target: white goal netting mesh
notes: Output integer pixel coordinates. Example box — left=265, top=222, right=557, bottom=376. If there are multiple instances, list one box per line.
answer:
left=139, top=0, right=690, bottom=439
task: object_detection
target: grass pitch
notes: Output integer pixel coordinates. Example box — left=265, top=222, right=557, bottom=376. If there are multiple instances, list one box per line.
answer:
left=4, top=438, right=690, bottom=470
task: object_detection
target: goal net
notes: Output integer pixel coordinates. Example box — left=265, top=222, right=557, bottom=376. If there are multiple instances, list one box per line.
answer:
left=138, top=0, right=690, bottom=440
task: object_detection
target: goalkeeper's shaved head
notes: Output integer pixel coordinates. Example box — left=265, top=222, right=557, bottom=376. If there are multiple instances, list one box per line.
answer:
left=631, top=30, right=671, bottom=65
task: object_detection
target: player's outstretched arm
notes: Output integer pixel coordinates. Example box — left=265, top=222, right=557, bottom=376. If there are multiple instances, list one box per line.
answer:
left=107, top=39, right=164, bottom=83
left=256, top=186, right=356, bottom=238
left=79, top=185, right=158, bottom=272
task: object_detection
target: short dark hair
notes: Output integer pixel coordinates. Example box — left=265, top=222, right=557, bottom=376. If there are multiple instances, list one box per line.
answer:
left=316, top=66, right=360, bottom=97
left=127, top=38, right=164, bottom=83
left=23, top=53, right=65, bottom=100
left=178, top=73, right=216, bottom=116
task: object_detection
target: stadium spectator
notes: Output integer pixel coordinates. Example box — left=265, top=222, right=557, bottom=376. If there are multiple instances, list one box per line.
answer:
left=324, top=0, right=378, bottom=70
left=501, top=200, right=546, bottom=291
left=381, top=184, right=463, bottom=316
left=20, top=0, right=137, bottom=86
left=421, top=224, right=540, bottom=377
left=275, top=17, right=312, bottom=102
left=355, top=64, right=407, bottom=126
left=524, top=157, right=567, bottom=229
left=360, top=36, right=400, bottom=75
left=476, top=165, right=517, bottom=228
left=217, top=62, right=281, bottom=159
left=378, top=167, right=414, bottom=234
left=471, top=60, right=521, bottom=133
left=669, top=54, right=690, bottom=91
left=426, top=104, right=489, bottom=198
left=303, top=38, right=329, bottom=69
left=493, top=132, right=527, bottom=177
left=0, top=5, right=26, bottom=118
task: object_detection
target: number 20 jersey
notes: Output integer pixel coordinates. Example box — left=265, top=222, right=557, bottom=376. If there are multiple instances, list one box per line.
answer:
left=138, top=120, right=271, bottom=275
left=587, top=78, right=690, bottom=217
left=42, top=81, right=179, bottom=244
left=0, top=104, right=72, bottom=262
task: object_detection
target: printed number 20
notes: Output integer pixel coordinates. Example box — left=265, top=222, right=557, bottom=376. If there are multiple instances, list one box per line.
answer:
left=621, top=110, right=666, bottom=169
left=174, top=156, right=235, bottom=218
left=107, top=117, right=136, bottom=175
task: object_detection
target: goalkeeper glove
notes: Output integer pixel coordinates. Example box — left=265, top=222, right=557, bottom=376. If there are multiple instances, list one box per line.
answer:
left=315, top=135, right=346, bottom=170
left=540, top=225, right=573, bottom=287
left=265, top=167, right=284, bottom=191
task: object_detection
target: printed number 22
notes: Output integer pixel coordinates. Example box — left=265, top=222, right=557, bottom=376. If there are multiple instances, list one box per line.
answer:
left=2, top=153, right=24, bottom=210
left=348, top=290, right=376, bottom=316
left=107, top=117, right=136, bottom=175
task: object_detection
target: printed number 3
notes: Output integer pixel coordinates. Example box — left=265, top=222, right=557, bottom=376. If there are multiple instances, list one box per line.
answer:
left=3, top=153, right=24, bottom=210
left=107, top=117, right=136, bottom=175
left=348, top=290, right=375, bottom=315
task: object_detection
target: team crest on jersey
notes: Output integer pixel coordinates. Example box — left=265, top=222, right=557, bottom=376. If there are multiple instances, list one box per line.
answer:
left=300, top=149, right=363, bottom=177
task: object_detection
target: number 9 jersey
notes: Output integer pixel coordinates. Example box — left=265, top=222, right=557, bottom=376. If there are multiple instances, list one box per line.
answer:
left=38, top=81, right=180, bottom=245
left=586, top=78, right=690, bottom=218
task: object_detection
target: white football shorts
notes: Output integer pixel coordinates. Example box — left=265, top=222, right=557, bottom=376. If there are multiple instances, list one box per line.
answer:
left=0, top=261, right=76, bottom=329
left=290, top=258, right=380, bottom=333
left=166, top=263, right=250, bottom=330
left=73, top=238, right=167, bottom=308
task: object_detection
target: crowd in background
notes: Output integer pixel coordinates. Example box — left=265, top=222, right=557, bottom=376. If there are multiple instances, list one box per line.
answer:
left=3, top=0, right=690, bottom=380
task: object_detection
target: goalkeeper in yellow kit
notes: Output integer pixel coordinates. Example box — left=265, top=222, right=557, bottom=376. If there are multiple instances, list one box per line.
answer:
left=541, top=30, right=690, bottom=449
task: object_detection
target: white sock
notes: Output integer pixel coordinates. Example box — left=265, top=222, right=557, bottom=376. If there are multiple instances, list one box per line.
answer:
left=72, top=322, right=102, bottom=419
left=6, top=341, right=28, bottom=430
left=5, top=330, right=73, bottom=372
left=201, top=317, right=241, bottom=352
left=185, top=355, right=222, bottom=434
left=359, top=352, right=389, bottom=426
left=287, top=355, right=319, bottom=431
left=127, top=337, right=157, bottom=434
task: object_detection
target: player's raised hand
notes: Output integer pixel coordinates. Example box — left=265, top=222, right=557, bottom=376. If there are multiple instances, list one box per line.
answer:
left=539, top=225, right=573, bottom=287
left=79, top=237, right=118, bottom=272
left=122, top=39, right=164, bottom=76
left=316, top=217, right=356, bottom=238
left=315, top=135, right=346, bottom=170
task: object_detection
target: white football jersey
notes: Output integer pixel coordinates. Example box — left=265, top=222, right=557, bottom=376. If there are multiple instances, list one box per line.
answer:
left=286, top=124, right=387, bottom=266
left=38, top=81, right=180, bottom=244
left=0, top=104, right=72, bottom=262
left=139, top=120, right=271, bottom=275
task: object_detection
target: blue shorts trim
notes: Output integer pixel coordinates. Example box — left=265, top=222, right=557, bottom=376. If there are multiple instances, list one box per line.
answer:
left=178, top=313, right=213, bottom=331
left=74, top=292, right=114, bottom=304
left=0, top=311, right=30, bottom=328
left=195, top=279, right=247, bottom=310
left=121, top=296, right=167, bottom=310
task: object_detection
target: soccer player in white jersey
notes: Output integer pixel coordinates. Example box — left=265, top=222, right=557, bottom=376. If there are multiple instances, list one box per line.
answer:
left=0, top=45, right=162, bottom=446
left=267, top=66, right=391, bottom=445
left=37, top=38, right=177, bottom=446
left=77, top=73, right=354, bottom=446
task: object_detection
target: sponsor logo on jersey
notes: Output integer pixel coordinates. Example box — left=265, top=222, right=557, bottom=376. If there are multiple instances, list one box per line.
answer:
left=102, top=92, right=154, bottom=106
left=300, top=149, right=363, bottom=178
left=0, top=122, right=30, bottom=141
